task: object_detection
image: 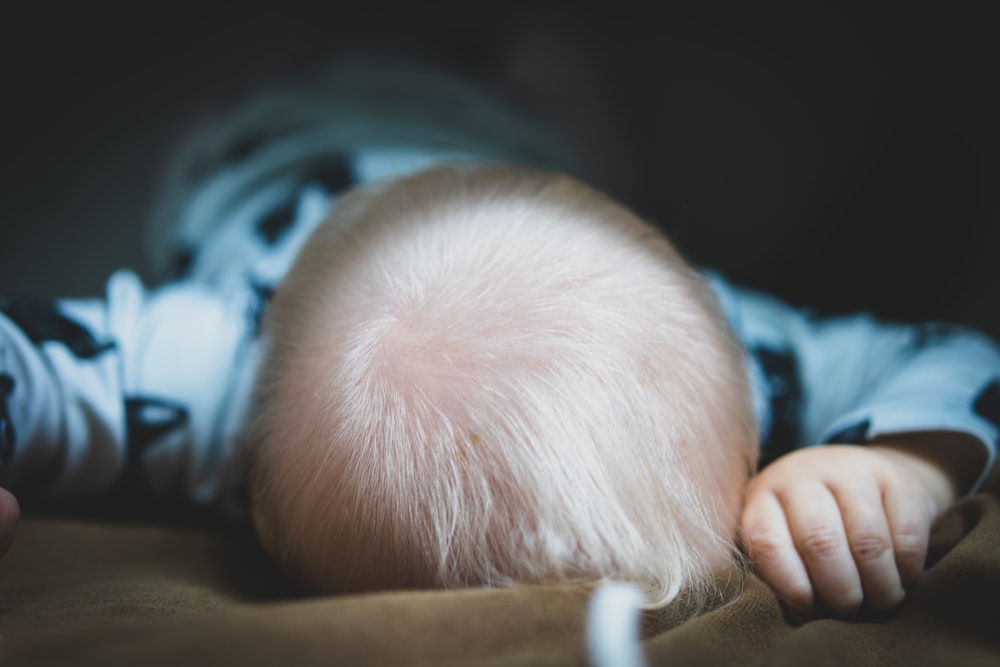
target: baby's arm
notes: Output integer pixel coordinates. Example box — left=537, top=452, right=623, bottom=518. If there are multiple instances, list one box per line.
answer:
left=741, top=432, right=981, bottom=615
left=718, top=278, right=1000, bottom=615
left=0, top=270, right=254, bottom=545
left=0, top=291, right=127, bottom=501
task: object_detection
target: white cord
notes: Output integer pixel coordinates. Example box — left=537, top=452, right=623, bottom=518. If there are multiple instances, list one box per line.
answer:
left=586, top=581, right=648, bottom=667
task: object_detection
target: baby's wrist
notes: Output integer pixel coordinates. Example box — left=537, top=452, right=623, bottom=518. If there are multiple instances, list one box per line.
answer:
left=868, top=431, right=986, bottom=507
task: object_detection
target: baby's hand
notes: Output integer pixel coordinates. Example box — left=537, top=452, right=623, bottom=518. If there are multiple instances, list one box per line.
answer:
left=740, top=437, right=971, bottom=616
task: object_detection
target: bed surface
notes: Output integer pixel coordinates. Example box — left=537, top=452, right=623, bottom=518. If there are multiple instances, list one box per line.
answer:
left=2, top=467, right=999, bottom=666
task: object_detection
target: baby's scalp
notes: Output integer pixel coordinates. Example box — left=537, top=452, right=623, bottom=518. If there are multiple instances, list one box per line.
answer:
left=242, top=164, right=758, bottom=607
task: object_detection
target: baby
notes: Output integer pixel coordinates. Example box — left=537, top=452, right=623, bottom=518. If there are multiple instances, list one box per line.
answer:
left=1, top=56, right=998, bottom=618
left=237, top=163, right=996, bottom=615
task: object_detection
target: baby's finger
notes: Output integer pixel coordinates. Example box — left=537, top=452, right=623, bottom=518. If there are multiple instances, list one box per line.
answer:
left=781, top=482, right=863, bottom=615
left=882, top=479, right=935, bottom=588
left=832, top=481, right=905, bottom=611
left=740, top=489, right=815, bottom=612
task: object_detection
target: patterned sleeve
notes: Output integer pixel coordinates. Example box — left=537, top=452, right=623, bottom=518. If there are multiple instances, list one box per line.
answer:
left=712, top=276, right=1000, bottom=493
left=0, top=270, right=257, bottom=517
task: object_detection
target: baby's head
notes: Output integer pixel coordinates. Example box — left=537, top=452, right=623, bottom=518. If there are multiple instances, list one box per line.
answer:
left=241, top=164, right=757, bottom=607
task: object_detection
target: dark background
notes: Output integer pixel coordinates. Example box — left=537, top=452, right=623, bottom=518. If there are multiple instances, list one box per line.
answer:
left=1, top=3, right=997, bottom=338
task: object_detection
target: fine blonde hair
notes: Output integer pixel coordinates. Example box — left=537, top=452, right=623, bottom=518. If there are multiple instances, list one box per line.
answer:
left=241, top=164, right=757, bottom=607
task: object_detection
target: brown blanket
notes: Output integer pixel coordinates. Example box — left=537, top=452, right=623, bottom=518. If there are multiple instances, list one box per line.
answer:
left=3, top=467, right=999, bottom=666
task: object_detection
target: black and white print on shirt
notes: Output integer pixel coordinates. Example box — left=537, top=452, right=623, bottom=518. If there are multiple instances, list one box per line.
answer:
left=0, top=298, right=118, bottom=489
left=974, top=380, right=1000, bottom=442
left=167, top=153, right=357, bottom=285
left=824, top=419, right=872, bottom=445
left=123, top=396, right=190, bottom=498
left=0, top=373, right=14, bottom=466
left=302, top=155, right=355, bottom=200
left=0, top=298, right=114, bottom=360
left=752, top=345, right=803, bottom=467
left=0, top=298, right=116, bottom=470
left=254, top=155, right=355, bottom=246
left=911, top=322, right=965, bottom=349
